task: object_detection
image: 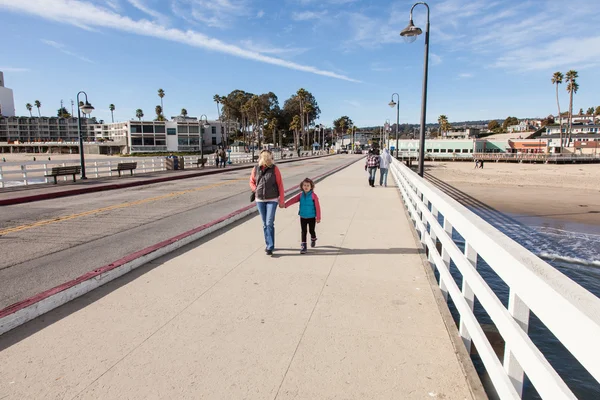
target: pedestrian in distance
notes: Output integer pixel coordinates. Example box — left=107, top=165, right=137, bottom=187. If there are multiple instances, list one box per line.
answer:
left=379, top=148, right=392, bottom=187
left=249, top=150, right=286, bottom=256
left=365, top=149, right=380, bottom=187
left=285, top=178, right=322, bottom=254
left=218, top=148, right=227, bottom=168
left=215, top=151, right=220, bottom=167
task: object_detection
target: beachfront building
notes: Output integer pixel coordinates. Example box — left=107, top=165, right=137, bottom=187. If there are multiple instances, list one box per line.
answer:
left=545, top=134, right=600, bottom=154
left=0, top=71, right=16, bottom=117
left=0, top=116, right=94, bottom=143
left=396, top=139, right=478, bottom=155
left=507, top=139, right=548, bottom=154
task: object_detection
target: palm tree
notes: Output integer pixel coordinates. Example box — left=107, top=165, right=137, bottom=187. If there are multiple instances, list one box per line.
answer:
left=438, top=115, right=451, bottom=137
left=109, top=104, right=115, bottom=123
left=155, top=105, right=164, bottom=121
left=565, top=70, right=579, bottom=146
left=290, top=115, right=301, bottom=150
left=136, top=109, right=144, bottom=121
left=213, top=94, right=222, bottom=120
left=157, top=88, right=165, bottom=115
left=551, top=72, right=564, bottom=152
left=26, top=103, right=33, bottom=117
left=34, top=100, right=41, bottom=117
left=181, top=108, right=188, bottom=117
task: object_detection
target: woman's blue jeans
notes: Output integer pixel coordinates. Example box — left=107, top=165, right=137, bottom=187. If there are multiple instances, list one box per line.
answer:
left=257, top=201, right=278, bottom=251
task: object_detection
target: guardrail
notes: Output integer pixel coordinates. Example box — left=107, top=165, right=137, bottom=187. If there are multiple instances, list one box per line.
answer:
left=0, top=151, right=325, bottom=187
left=390, top=158, right=600, bottom=399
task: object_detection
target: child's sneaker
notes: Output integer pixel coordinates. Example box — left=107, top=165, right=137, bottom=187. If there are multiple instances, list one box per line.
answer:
left=300, top=243, right=307, bottom=254
left=311, top=237, right=317, bottom=248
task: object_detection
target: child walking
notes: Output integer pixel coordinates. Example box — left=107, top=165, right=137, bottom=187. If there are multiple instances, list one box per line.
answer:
left=285, top=178, right=322, bottom=254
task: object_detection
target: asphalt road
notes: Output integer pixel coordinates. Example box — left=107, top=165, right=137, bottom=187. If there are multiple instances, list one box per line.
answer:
left=0, top=155, right=362, bottom=309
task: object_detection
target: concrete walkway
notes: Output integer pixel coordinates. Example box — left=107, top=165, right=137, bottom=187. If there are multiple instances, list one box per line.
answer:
left=0, top=162, right=481, bottom=400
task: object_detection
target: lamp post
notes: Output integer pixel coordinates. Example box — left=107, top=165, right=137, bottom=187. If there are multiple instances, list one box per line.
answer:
left=385, top=119, right=391, bottom=149
left=76, top=91, right=94, bottom=179
left=199, top=114, right=209, bottom=165
left=389, top=93, right=400, bottom=158
left=400, top=1, right=430, bottom=177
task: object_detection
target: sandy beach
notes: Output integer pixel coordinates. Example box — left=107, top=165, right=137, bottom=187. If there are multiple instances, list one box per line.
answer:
left=424, top=161, right=600, bottom=227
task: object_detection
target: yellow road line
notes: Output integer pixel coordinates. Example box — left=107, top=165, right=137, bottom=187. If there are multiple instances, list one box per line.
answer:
left=0, top=178, right=246, bottom=236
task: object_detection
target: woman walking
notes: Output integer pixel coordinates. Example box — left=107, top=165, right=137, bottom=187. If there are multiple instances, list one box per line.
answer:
left=249, top=150, right=285, bottom=256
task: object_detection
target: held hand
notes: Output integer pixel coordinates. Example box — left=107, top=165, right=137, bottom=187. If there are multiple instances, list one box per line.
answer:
left=316, top=219, right=321, bottom=224
left=279, top=201, right=285, bottom=209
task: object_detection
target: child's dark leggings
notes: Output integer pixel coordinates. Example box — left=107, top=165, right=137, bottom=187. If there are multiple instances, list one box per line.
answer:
left=300, top=218, right=316, bottom=243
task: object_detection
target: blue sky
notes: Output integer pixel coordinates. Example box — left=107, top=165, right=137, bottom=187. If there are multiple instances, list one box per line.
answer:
left=1, top=0, right=599, bottom=127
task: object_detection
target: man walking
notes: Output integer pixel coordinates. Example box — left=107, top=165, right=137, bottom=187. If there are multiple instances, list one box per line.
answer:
left=379, top=148, right=392, bottom=187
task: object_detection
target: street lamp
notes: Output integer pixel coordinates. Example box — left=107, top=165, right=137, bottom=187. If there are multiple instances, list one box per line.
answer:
left=385, top=119, right=391, bottom=149
left=199, top=114, right=210, bottom=164
left=76, top=91, right=94, bottom=179
left=400, top=1, right=430, bottom=177
left=389, top=93, right=400, bottom=158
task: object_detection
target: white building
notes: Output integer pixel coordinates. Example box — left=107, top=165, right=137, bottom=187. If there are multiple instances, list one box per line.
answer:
left=507, top=120, right=536, bottom=133
left=545, top=124, right=600, bottom=135
left=0, top=71, right=16, bottom=117
left=93, top=117, right=238, bottom=154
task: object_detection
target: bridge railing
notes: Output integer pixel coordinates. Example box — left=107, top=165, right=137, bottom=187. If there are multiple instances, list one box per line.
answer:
left=390, top=158, right=600, bottom=399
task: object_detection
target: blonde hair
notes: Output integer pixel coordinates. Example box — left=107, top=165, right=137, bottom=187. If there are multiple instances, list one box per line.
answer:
left=258, top=150, right=274, bottom=167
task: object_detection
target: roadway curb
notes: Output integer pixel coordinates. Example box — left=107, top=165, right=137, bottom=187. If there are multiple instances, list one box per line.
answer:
left=0, top=156, right=363, bottom=336
left=0, top=154, right=333, bottom=206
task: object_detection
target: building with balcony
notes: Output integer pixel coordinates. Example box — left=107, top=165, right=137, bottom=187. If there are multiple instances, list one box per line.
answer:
left=0, top=71, right=16, bottom=117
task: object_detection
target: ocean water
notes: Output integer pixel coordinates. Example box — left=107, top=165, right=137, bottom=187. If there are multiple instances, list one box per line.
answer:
left=435, top=209, right=600, bottom=399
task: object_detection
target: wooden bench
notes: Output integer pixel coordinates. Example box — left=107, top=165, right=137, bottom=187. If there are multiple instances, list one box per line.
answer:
left=111, top=162, right=137, bottom=176
left=195, top=158, right=207, bottom=168
left=45, top=166, right=81, bottom=184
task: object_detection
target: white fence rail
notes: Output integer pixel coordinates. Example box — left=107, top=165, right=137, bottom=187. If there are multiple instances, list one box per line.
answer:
left=0, top=151, right=321, bottom=188
left=390, top=158, right=600, bottom=399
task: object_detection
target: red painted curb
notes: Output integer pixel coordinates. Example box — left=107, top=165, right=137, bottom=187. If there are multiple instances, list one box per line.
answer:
left=0, top=154, right=333, bottom=206
left=0, top=157, right=359, bottom=321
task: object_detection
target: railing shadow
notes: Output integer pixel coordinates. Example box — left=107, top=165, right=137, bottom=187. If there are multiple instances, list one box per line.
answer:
left=272, top=246, right=421, bottom=258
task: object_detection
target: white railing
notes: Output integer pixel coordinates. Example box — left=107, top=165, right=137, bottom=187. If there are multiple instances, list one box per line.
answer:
left=390, top=158, right=600, bottom=399
left=0, top=151, right=324, bottom=187
left=0, top=158, right=166, bottom=187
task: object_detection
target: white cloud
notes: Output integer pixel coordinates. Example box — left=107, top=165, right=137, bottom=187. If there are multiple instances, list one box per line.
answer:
left=292, top=10, right=328, bottom=21
left=239, top=39, right=309, bottom=57
left=104, top=0, right=120, bottom=11
left=344, top=100, right=361, bottom=107
left=41, top=39, right=94, bottom=63
left=126, top=0, right=163, bottom=20
left=171, top=0, right=249, bottom=28
left=0, top=67, right=30, bottom=72
left=256, top=10, right=264, bottom=18
left=430, top=53, right=442, bottom=66
left=492, top=36, right=600, bottom=71
left=458, top=73, right=473, bottom=78
left=0, top=0, right=358, bottom=82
